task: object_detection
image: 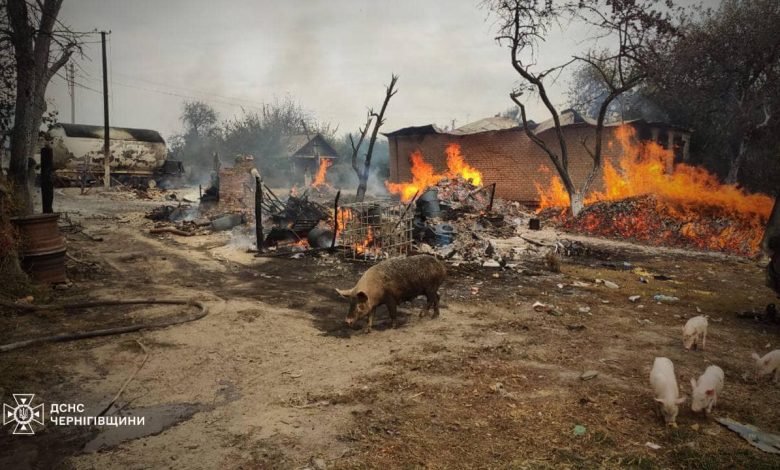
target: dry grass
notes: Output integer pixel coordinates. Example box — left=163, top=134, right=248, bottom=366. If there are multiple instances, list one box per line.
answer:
left=325, top=251, right=780, bottom=469
left=331, top=347, right=779, bottom=469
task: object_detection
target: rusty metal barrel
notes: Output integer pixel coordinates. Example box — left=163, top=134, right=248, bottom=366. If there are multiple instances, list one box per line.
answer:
left=11, top=213, right=67, bottom=283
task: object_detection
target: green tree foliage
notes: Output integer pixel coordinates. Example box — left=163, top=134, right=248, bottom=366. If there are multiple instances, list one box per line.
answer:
left=644, top=0, right=780, bottom=191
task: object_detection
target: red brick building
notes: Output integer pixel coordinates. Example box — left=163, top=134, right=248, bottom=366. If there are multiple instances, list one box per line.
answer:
left=385, top=110, right=690, bottom=206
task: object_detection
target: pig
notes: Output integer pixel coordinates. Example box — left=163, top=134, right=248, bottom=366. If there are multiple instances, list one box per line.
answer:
left=336, top=254, right=446, bottom=332
left=751, top=350, right=780, bottom=383
left=690, top=365, right=724, bottom=414
left=682, top=315, right=708, bottom=350
left=650, top=357, right=686, bottom=427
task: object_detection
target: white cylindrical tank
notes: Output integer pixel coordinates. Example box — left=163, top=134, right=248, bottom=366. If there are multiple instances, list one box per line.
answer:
left=46, top=124, right=167, bottom=177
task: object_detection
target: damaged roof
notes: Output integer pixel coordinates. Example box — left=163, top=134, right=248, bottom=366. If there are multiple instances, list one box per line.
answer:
left=451, top=116, right=520, bottom=134
left=282, top=134, right=340, bottom=159
left=56, top=124, right=165, bottom=143
left=385, top=109, right=689, bottom=138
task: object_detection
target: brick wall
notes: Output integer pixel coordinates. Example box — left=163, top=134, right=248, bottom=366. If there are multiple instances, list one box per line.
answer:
left=389, top=126, right=627, bottom=205
left=218, top=158, right=256, bottom=220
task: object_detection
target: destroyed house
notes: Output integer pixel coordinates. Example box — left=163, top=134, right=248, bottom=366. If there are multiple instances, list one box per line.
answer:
left=282, top=134, right=340, bottom=185
left=385, top=110, right=691, bottom=206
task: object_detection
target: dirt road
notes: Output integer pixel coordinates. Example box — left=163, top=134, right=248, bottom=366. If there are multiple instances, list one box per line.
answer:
left=1, top=188, right=779, bottom=469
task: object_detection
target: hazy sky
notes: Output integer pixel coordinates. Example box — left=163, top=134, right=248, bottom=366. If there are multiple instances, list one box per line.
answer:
left=46, top=0, right=715, bottom=142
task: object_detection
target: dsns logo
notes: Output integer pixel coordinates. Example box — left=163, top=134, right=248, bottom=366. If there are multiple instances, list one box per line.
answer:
left=3, top=394, right=44, bottom=435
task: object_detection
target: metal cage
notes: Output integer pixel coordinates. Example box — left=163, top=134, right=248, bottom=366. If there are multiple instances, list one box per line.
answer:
left=337, top=200, right=414, bottom=261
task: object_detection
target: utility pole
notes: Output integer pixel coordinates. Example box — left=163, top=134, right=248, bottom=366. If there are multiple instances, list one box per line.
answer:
left=67, top=62, right=75, bottom=124
left=101, top=31, right=111, bottom=190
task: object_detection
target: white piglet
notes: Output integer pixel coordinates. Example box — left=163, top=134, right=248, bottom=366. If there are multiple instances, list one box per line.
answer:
left=690, top=365, right=724, bottom=414
left=682, top=315, right=708, bottom=350
left=751, top=350, right=780, bottom=383
left=650, top=357, right=686, bottom=427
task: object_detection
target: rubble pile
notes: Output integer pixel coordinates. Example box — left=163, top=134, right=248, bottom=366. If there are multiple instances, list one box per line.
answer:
left=434, top=176, right=490, bottom=211
left=408, top=177, right=566, bottom=265
left=555, top=194, right=766, bottom=257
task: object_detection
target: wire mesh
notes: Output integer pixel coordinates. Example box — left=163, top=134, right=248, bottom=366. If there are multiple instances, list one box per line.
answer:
left=337, top=200, right=413, bottom=261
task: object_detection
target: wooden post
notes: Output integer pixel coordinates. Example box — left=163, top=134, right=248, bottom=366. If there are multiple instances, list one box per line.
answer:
left=40, top=147, right=54, bottom=213
left=101, top=31, right=111, bottom=190
left=252, top=169, right=264, bottom=251
left=331, top=190, right=341, bottom=250
left=487, top=183, right=497, bottom=212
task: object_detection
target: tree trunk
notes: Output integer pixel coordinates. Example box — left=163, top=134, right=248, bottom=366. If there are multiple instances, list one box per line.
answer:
left=355, top=173, right=368, bottom=202
left=725, top=140, right=747, bottom=185
left=6, top=0, right=68, bottom=215
left=570, top=191, right=585, bottom=217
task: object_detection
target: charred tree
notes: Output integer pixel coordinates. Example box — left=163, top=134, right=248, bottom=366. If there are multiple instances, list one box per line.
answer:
left=351, top=74, right=398, bottom=203
left=489, top=0, right=677, bottom=216
left=4, top=0, right=81, bottom=214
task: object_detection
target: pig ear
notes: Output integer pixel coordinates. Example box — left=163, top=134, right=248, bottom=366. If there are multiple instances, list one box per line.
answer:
left=705, top=389, right=714, bottom=396
left=356, top=291, right=368, bottom=303
left=690, top=378, right=697, bottom=390
left=752, top=352, right=761, bottom=361
left=675, top=396, right=687, bottom=405
left=335, top=287, right=354, bottom=298
left=654, top=398, right=665, bottom=404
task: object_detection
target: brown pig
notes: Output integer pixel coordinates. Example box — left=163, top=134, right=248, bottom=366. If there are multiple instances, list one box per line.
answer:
left=336, top=254, right=446, bottom=332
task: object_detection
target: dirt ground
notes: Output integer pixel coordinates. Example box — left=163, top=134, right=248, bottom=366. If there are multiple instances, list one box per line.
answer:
left=1, top=187, right=779, bottom=469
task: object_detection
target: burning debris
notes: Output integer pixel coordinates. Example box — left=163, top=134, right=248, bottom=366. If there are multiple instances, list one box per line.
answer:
left=551, top=195, right=765, bottom=257
left=385, top=143, right=482, bottom=202
left=337, top=200, right=414, bottom=260
left=535, top=125, right=774, bottom=257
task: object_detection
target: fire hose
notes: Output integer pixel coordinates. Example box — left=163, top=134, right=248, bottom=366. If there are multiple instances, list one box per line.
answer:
left=0, top=299, right=208, bottom=353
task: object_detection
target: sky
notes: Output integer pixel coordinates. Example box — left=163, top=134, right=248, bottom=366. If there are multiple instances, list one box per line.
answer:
left=46, top=0, right=714, bottom=143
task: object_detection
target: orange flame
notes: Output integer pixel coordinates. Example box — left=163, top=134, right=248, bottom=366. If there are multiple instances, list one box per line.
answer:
left=312, top=159, right=332, bottom=188
left=446, top=144, right=482, bottom=187
left=385, top=143, right=484, bottom=201
left=355, top=226, right=374, bottom=254
left=536, top=125, right=775, bottom=255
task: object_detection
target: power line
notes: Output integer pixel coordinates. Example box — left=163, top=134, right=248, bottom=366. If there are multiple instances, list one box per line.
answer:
left=106, top=71, right=268, bottom=108
left=54, top=70, right=102, bottom=95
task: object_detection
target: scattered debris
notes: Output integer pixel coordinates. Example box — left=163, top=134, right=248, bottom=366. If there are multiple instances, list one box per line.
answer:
left=595, top=279, right=620, bottom=289
left=717, top=417, right=780, bottom=454
left=629, top=295, right=641, bottom=303
left=573, top=425, right=587, bottom=436
left=580, top=370, right=598, bottom=381
left=653, top=294, right=680, bottom=303
left=645, top=442, right=662, bottom=450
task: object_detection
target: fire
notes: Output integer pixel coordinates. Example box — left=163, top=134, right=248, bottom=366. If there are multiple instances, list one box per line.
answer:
left=446, top=144, right=482, bottom=187
left=355, top=225, right=374, bottom=254
left=334, top=207, right=353, bottom=238
left=536, top=125, right=775, bottom=256
left=385, top=143, right=484, bottom=201
left=312, top=159, right=332, bottom=188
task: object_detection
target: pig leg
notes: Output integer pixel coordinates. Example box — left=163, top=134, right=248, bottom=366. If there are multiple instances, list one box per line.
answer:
left=386, top=297, right=399, bottom=328
left=432, top=291, right=441, bottom=318
left=701, top=330, right=706, bottom=350
left=364, top=307, right=376, bottom=334
left=422, top=289, right=437, bottom=318
left=774, top=367, right=780, bottom=384
left=419, top=294, right=429, bottom=318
